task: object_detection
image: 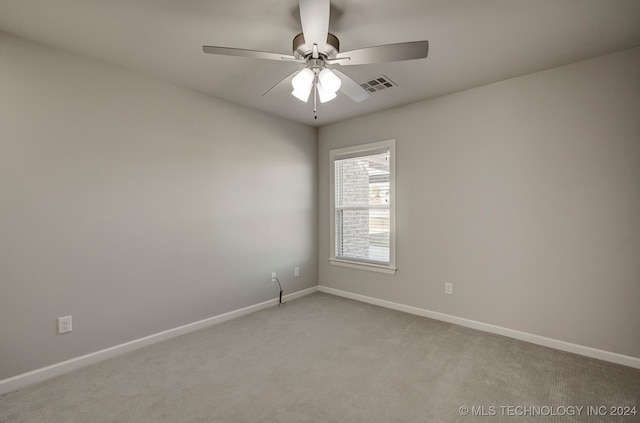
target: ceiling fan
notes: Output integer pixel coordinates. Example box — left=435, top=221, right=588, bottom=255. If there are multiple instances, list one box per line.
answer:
left=203, top=0, right=428, bottom=119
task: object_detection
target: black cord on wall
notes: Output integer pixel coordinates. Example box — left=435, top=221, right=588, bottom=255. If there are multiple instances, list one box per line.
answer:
left=272, top=276, right=285, bottom=306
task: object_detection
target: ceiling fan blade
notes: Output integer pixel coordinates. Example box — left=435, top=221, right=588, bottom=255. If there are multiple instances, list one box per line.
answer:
left=203, top=46, right=297, bottom=62
left=336, top=41, right=429, bottom=66
left=332, top=69, right=370, bottom=103
left=262, top=70, right=300, bottom=97
left=299, top=0, right=330, bottom=50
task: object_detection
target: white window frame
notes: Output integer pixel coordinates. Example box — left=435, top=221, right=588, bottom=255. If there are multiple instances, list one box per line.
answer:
left=329, top=139, right=397, bottom=275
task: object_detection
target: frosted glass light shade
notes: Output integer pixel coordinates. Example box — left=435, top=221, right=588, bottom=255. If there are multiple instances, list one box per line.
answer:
left=291, top=68, right=314, bottom=102
left=292, top=85, right=313, bottom=102
left=292, top=68, right=314, bottom=91
left=317, top=81, right=337, bottom=103
left=318, top=69, right=341, bottom=93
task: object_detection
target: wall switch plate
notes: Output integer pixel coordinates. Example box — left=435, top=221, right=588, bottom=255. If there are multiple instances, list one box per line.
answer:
left=58, top=315, right=72, bottom=334
left=294, top=267, right=299, bottom=277
left=445, top=283, right=453, bottom=295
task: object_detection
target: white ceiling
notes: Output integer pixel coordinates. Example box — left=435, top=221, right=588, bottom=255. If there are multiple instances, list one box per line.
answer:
left=1, top=0, right=639, bottom=127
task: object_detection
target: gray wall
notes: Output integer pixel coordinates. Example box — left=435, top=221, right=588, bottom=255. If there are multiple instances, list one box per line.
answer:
left=0, top=34, right=317, bottom=380
left=319, top=47, right=640, bottom=359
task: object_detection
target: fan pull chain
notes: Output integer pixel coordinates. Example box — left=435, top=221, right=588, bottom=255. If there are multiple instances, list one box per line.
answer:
left=313, top=78, right=318, bottom=119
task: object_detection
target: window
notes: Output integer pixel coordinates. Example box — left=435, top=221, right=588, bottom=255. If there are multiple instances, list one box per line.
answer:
left=330, top=139, right=396, bottom=274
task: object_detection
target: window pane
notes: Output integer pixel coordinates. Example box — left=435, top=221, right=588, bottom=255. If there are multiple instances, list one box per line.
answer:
left=334, top=150, right=390, bottom=264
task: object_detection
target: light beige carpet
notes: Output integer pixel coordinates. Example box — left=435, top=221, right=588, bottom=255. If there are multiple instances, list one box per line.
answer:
left=1, top=293, right=639, bottom=422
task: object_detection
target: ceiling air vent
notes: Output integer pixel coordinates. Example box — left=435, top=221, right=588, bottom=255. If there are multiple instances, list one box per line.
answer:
left=360, top=75, right=397, bottom=93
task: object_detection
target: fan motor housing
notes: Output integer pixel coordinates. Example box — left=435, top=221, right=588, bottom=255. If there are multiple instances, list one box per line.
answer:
left=293, top=33, right=339, bottom=60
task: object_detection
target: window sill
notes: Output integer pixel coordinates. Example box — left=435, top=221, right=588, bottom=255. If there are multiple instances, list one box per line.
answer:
left=329, top=258, right=397, bottom=275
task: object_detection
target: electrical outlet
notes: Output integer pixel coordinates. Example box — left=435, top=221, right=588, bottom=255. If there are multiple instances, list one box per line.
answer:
left=58, top=315, right=72, bottom=334
left=294, top=267, right=299, bottom=277
left=444, top=283, right=453, bottom=295
left=272, top=272, right=277, bottom=279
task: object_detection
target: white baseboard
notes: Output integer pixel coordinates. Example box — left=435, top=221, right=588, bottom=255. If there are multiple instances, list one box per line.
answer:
left=0, top=286, right=318, bottom=395
left=318, top=286, right=640, bottom=369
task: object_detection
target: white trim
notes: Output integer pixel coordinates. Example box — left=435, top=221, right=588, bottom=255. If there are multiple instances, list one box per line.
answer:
left=318, top=285, right=640, bottom=369
left=0, top=286, right=318, bottom=395
left=329, top=139, right=397, bottom=273
left=329, top=258, right=397, bottom=274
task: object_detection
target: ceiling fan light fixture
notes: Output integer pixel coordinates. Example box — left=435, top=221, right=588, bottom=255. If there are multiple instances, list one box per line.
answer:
left=203, top=0, right=429, bottom=118
left=317, top=81, right=337, bottom=103
left=318, top=68, right=341, bottom=93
